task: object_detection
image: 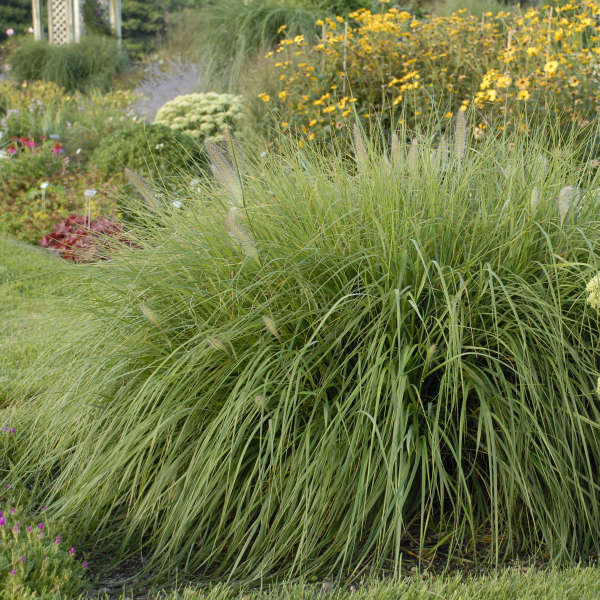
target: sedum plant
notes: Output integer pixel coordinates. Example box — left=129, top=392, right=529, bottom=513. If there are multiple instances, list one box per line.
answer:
left=154, top=92, right=244, bottom=144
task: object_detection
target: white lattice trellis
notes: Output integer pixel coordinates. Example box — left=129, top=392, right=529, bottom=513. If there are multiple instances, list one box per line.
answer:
left=48, top=0, right=74, bottom=45
left=32, top=0, right=122, bottom=45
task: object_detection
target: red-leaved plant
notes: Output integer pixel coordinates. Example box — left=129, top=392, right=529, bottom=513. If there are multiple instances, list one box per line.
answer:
left=40, top=215, right=133, bottom=262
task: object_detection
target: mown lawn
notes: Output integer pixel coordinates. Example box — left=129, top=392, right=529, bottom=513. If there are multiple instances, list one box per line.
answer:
left=0, top=237, right=71, bottom=407
left=95, top=568, right=600, bottom=599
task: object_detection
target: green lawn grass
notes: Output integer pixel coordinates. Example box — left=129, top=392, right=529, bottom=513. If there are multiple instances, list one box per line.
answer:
left=94, top=568, right=600, bottom=599
left=0, top=237, right=71, bottom=407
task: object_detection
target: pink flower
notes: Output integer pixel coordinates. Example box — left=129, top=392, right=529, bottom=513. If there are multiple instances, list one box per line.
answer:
left=7, top=146, right=16, bottom=155
left=55, top=535, right=61, bottom=544
left=9, top=569, right=15, bottom=576
left=69, top=547, right=75, bottom=555
left=6, top=29, right=14, bottom=37
left=52, top=142, right=64, bottom=156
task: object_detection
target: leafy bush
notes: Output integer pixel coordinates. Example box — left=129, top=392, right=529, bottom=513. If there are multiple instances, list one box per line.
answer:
left=40, top=214, right=133, bottom=262
left=0, top=497, right=87, bottom=598
left=12, top=124, right=600, bottom=581
left=259, top=3, right=600, bottom=143
left=9, top=35, right=128, bottom=93
left=0, top=81, right=136, bottom=155
left=154, top=92, right=244, bottom=143
left=0, top=0, right=31, bottom=41
left=0, top=141, right=120, bottom=244
left=89, top=122, right=203, bottom=177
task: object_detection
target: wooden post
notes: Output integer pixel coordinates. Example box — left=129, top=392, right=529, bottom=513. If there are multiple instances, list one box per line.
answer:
left=32, top=0, right=43, bottom=41
left=73, top=0, right=82, bottom=42
left=109, top=0, right=122, bottom=41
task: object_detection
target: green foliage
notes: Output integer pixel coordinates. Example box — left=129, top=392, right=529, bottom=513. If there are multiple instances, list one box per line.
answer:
left=0, top=496, right=86, bottom=598
left=89, top=122, right=204, bottom=177
left=11, top=123, right=600, bottom=582
left=154, top=92, right=244, bottom=143
left=0, top=0, right=31, bottom=41
left=9, top=35, right=128, bottom=93
left=193, top=0, right=325, bottom=87
left=82, top=0, right=112, bottom=37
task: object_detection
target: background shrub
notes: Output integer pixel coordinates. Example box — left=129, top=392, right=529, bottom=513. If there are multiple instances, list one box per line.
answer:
left=9, top=35, right=128, bottom=93
left=0, top=0, right=31, bottom=41
left=154, top=92, right=244, bottom=143
left=89, top=122, right=203, bottom=178
left=12, top=125, right=600, bottom=582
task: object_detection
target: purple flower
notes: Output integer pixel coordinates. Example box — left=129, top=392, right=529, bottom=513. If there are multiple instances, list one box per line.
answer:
left=44, top=556, right=48, bottom=561
left=9, top=569, right=15, bottom=576
left=83, top=561, right=88, bottom=569
left=9, top=508, right=16, bottom=514
left=0, top=518, right=5, bottom=526
left=13, top=525, right=18, bottom=533
left=10, top=428, right=15, bottom=434
left=42, top=506, right=46, bottom=512
left=69, top=547, right=75, bottom=555
left=7, top=484, right=12, bottom=491
left=19, top=556, right=24, bottom=563
left=3, top=427, right=8, bottom=432
left=27, top=526, right=32, bottom=532
left=55, top=535, right=61, bottom=544
left=38, top=523, right=44, bottom=530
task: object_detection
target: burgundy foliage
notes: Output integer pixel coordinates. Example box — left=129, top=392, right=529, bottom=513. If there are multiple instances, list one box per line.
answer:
left=40, top=215, right=134, bottom=262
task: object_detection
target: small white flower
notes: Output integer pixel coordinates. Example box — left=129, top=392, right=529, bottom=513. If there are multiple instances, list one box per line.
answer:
left=76, top=148, right=81, bottom=155
left=40, top=181, right=49, bottom=190
left=260, top=151, right=267, bottom=158
left=172, top=200, right=183, bottom=209
left=84, top=189, right=97, bottom=198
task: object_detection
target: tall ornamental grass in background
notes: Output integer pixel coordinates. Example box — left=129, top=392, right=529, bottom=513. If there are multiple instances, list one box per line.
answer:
left=258, top=1, right=600, bottom=144
left=9, top=122, right=600, bottom=582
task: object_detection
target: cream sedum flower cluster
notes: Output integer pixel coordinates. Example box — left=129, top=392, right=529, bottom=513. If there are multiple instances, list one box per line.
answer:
left=154, top=92, right=244, bottom=144
left=586, top=274, right=600, bottom=313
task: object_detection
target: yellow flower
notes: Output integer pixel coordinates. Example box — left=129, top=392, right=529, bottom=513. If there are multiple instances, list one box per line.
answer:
left=278, top=90, right=288, bottom=100
left=257, top=93, right=270, bottom=102
left=315, top=19, right=324, bottom=26
left=568, top=76, right=580, bottom=87
left=515, top=77, right=529, bottom=89
left=298, top=140, right=304, bottom=148
left=517, top=89, right=530, bottom=100
left=336, top=16, right=344, bottom=23
left=392, top=95, right=403, bottom=106
left=544, top=60, right=559, bottom=75
left=496, top=74, right=512, bottom=88
left=341, top=109, right=351, bottom=118
left=445, top=112, right=453, bottom=118
left=277, top=24, right=288, bottom=34
left=486, top=89, right=497, bottom=101
left=309, top=119, right=317, bottom=126
left=294, top=35, right=304, bottom=44
left=307, top=132, right=315, bottom=141
left=281, top=121, right=289, bottom=128
left=526, top=46, right=540, bottom=57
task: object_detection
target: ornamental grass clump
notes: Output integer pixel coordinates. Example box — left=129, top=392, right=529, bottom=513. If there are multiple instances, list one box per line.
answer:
left=12, top=122, right=600, bottom=582
left=154, top=92, right=245, bottom=143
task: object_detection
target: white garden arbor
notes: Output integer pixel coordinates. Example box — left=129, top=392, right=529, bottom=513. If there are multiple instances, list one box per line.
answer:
left=31, top=0, right=122, bottom=45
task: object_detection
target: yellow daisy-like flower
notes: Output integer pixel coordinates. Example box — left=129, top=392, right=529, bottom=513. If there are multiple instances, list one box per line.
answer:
left=281, top=122, right=288, bottom=129
left=568, top=76, right=580, bottom=87
left=515, top=77, right=530, bottom=89
left=544, top=60, right=559, bottom=75
left=392, top=95, right=403, bottom=106
left=526, top=46, right=540, bottom=57
left=517, top=89, right=530, bottom=100
left=486, top=89, right=497, bottom=101
left=278, top=90, right=288, bottom=101
left=445, top=112, right=453, bottom=118
left=307, top=132, right=315, bottom=141
left=315, top=19, right=324, bottom=26
left=309, top=119, right=317, bottom=127
left=496, top=74, right=512, bottom=88
left=257, top=93, right=270, bottom=102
